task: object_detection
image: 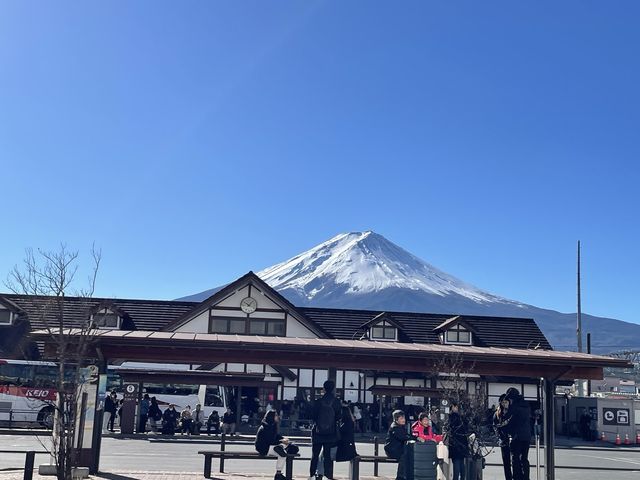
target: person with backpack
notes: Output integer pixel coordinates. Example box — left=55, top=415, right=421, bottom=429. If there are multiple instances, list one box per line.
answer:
left=255, top=410, right=291, bottom=480
left=309, top=380, right=341, bottom=480
left=384, top=410, right=415, bottom=480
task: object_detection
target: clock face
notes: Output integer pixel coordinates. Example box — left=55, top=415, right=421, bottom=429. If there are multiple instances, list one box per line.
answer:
left=240, top=297, right=258, bottom=314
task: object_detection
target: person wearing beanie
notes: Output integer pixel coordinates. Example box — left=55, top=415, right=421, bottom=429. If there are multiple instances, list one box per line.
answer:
left=384, top=409, right=416, bottom=480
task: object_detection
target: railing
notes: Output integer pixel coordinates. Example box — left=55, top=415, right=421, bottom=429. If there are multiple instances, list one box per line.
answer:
left=0, top=450, right=50, bottom=480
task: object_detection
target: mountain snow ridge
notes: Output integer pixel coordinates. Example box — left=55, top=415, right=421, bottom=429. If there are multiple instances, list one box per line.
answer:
left=258, top=231, right=517, bottom=305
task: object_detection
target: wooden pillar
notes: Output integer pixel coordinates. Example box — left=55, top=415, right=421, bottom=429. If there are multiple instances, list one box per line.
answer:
left=543, top=378, right=556, bottom=480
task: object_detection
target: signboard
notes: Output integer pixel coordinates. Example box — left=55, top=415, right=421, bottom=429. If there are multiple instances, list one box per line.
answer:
left=123, top=383, right=138, bottom=401
left=602, top=407, right=630, bottom=426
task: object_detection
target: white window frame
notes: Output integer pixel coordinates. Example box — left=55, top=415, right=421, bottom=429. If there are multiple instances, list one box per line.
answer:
left=0, top=307, right=13, bottom=325
left=91, top=309, right=121, bottom=330
left=369, top=319, right=397, bottom=342
left=443, top=324, right=472, bottom=345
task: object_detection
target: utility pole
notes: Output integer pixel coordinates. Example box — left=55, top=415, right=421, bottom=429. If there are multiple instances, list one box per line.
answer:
left=577, top=240, right=584, bottom=396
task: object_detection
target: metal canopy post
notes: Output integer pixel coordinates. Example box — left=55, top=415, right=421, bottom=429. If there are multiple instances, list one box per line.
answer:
left=543, top=378, right=556, bottom=480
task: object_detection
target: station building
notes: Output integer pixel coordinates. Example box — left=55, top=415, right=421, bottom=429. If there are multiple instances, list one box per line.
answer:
left=0, top=271, right=553, bottom=412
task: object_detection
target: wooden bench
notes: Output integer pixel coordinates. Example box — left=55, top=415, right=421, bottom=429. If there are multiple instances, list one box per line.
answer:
left=349, top=455, right=398, bottom=479
left=198, top=450, right=298, bottom=479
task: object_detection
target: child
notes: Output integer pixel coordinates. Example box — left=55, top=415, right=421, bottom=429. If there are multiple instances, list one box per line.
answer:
left=255, top=410, right=290, bottom=480
left=411, top=412, right=443, bottom=443
left=384, top=410, right=415, bottom=480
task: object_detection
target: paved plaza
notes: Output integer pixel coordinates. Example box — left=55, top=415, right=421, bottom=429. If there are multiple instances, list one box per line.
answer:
left=1, top=434, right=640, bottom=480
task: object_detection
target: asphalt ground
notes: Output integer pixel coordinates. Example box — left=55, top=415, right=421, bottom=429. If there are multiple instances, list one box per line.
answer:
left=1, top=434, right=639, bottom=480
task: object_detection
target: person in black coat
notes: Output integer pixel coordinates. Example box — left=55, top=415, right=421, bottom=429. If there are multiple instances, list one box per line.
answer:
left=310, top=380, right=342, bottom=480
left=255, top=410, right=290, bottom=480
left=336, top=406, right=358, bottom=462
left=494, top=395, right=513, bottom=480
left=162, top=404, right=179, bottom=435
left=503, top=388, right=531, bottom=480
left=384, top=410, right=415, bottom=480
left=104, top=391, right=118, bottom=432
left=147, top=397, right=162, bottom=433
left=445, top=402, right=469, bottom=480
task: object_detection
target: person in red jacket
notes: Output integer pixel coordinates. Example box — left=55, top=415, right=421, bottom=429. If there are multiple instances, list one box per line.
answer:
left=411, top=412, right=443, bottom=443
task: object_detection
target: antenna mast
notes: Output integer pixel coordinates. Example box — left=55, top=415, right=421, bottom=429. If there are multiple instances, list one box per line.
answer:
left=577, top=240, right=584, bottom=396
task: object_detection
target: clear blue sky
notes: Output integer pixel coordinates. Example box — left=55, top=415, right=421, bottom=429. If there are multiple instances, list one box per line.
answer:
left=1, top=1, right=638, bottom=324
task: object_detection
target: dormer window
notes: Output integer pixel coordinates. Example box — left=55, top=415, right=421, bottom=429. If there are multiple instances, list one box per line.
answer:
left=444, top=324, right=471, bottom=345
left=370, top=320, right=397, bottom=341
left=0, top=307, right=13, bottom=325
left=92, top=308, right=121, bottom=329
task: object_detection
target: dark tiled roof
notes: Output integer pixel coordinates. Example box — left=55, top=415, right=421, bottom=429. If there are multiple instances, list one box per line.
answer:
left=298, top=307, right=553, bottom=350
left=0, top=294, right=198, bottom=332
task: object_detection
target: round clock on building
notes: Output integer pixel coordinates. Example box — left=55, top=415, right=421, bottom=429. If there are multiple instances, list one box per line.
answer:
left=240, top=296, right=257, bottom=314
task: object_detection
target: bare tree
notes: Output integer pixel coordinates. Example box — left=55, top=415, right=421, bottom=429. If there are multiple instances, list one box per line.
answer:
left=434, top=353, right=494, bottom=457
left=5, top=244, right=102, bottom=480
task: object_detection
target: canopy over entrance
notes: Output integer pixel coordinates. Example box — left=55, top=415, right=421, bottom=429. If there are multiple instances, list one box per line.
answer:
left=32, top=328, right=632, bottom=480
left=116, top=369, right=280, bottom=387
left=34, top=328, right=629, bottom=380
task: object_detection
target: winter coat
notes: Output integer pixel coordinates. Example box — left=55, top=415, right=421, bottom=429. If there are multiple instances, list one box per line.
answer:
left=104, top=396, right=117, bottom=414
left=139, top=399, right=150, bottom=416
left=384, top=422, right=414, bottom=460
left=148, top=402, right=162, bottom=421
left=444, top=412, right=469, bottom=459
left=254, top=421, right=284, bottom=456
left=411, top=421, right=443, bottom=443
left=336, top=417, right=358, bottom=461
left=311, top=393, right=342, bottom=444
left=193, top=408, right=205, bottom=424
left=504, top=396, right=531, bottom=442
left=163, top=408, right=179, bottom=426
left=493, top=409, right=510, bottom=448
left=222, top=411, right=237, bottom=425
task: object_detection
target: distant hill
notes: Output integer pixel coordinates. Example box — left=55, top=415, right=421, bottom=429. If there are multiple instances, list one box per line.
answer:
left=179, top=231, right=640, bottom=353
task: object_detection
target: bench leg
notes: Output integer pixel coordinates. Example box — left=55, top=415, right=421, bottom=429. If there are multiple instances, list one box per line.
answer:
left=349, top=456, right=360, bottom=480
left=203, top=456, right=212, bottom=479
left=285, top=455, right=294, bottom=480
left=219, top=453, right=224, bottom=474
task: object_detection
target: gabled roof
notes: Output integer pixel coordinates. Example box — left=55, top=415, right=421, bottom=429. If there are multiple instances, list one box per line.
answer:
left=0, top=294, right=198, bottom=332
left=433, top=315, right=479, bottom=335
left=298, top=307, right=552, bottom=350
left=162, top=271, right=330, bottom=338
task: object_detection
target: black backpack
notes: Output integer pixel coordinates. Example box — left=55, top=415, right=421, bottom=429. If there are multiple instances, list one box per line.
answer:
left=316, top=398, right=337, bottom=436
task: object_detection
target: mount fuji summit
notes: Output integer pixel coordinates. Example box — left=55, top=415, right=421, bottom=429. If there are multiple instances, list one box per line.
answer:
left=180, top=231, right=640, bottom=353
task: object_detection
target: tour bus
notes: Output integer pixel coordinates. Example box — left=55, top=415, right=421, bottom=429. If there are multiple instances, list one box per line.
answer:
left=0, top=359, right=228, bottom=429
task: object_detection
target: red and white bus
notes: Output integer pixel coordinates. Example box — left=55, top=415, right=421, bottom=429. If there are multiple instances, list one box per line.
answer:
left=1, top=359, right=229, bottom=429
left=0, top=359, right=58, bottom=427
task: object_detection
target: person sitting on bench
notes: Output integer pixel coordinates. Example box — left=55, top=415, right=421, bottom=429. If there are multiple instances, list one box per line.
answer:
left=384, top=410, right=416, bottom=480
left=255, top=410, right=290, bottom=480
left=411, top=412, right=443, bottom=443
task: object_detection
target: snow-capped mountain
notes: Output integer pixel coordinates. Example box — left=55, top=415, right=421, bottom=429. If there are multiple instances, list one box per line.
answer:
left=180, top=231, right=640, bottom=353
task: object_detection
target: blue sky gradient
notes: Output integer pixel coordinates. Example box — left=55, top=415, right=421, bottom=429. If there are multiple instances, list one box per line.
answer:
left=0, top=1, right=638, bottom=323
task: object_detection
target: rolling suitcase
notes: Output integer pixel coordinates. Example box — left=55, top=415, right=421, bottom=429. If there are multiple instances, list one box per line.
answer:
left=405, top=440, right=438, bottom=480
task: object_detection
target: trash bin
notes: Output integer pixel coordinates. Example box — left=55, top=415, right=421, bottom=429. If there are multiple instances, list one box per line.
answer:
left=405, top=440, right=438, bottom=480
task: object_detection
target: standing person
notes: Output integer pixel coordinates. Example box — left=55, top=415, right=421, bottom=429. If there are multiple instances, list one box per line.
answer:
left=494, top=395, right=513, bottom=480
left=412, top=412, right=443, bottom=443
left=104, top=391, right=118, bottom=432
left=162, top=404, right=179, bottom=435
left=352, top=404, right=362, bottom=433
left=207, top=410, right=221, bottom=435
left=148, top=397, right=161, bottom=433
left=222, top=407, right=237, bottom=435
left=309, top=380, right=341, bottom=480
left=430, top=408, right=442, bottom=436
left=384, top=410, right=415, bottom=480
left=193, top=404, right=205, bottom=434
left=139, top=394, right=150, bottom=433
left=336, top=406, right=358, bottom=462
left=504, top=388, right=531, bottom=480
left=444, top=402, right=469, bottom=480
left=255, top=410, right=290, bottom=480
left=181, top=405, right=193, bottom=435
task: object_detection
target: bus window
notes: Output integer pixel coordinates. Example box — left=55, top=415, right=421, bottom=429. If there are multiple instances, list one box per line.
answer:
left=204, top=386, right=223, bottom=407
